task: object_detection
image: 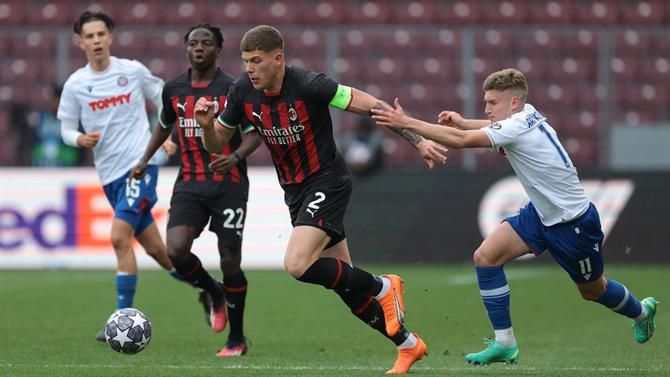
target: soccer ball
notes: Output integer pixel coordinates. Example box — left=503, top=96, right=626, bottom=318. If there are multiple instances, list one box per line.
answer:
left=104, top=308, right=152, bottom=355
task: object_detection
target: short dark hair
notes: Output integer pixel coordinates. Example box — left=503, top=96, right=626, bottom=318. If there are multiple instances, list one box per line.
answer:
left=240, top=25, right=283, bottom=53
left=184, top=23, right=224, bottom=48
left=73, top=10, right=115, bottom=35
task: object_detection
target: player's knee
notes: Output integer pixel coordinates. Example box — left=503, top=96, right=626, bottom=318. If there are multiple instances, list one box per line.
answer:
left=144, top=244, right=165, bottom=259
left=284, top=255, right=309, bottom=279
left=577, top=284, right=606, bottom=301
left=110, top=234, right=131, bottom=254
left=579, top=289, right=601, bottom=301
left=473, top=249, right=496, bottom=266
left=166, top=243, right=189, bottom=265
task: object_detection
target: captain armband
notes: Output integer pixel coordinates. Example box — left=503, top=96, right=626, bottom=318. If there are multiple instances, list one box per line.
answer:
left=329, top=85, right=353, bottom=110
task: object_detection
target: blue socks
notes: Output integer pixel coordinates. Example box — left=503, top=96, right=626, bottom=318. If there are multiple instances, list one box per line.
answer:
left=116, top=273, right=137, bottom=309
left=476, top=266, right=512, bottom=330
left=596, top=279, right=643, bottom=318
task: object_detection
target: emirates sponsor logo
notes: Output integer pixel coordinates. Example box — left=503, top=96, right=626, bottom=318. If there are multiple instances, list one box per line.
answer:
left=259, top=123, right=305, bottom=145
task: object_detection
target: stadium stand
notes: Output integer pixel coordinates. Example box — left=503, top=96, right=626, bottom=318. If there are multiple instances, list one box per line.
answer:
left=0, top=0, right=668, bottom=169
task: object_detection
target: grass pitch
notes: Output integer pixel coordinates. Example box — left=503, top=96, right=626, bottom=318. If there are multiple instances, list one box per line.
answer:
left=0, top=264, right=668, bottom=376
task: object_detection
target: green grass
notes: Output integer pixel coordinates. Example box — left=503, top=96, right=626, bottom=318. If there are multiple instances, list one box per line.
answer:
left=0, top=264, right=668, bottom=376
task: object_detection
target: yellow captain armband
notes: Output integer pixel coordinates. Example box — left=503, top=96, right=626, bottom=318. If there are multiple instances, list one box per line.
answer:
left=329, top=84, right=353, bottom=110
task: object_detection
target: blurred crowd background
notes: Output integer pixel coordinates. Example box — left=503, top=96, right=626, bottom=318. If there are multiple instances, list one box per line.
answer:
left=1, top=0, right=668, bottom=173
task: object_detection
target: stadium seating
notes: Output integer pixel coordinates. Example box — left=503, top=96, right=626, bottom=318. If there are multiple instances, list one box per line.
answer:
left=116, top=1, right=163, bottom=26
left=299, top=0, right=346, bottom=25
left=112, top=30, right=147, bottom=59
left=11, top=32, right=57, bottom=59
left=0, top=0, right=668, bottom=169
left=392, top=0, right=438, bottom=24
left=436, top=1, right=482, bottom=24
left=162, top=1, right=210, bottom=26
left=0, top=0, right=26, bottom=26
left=24, top=1, right=73, bottom=25
left=528, top=0, right=575, bottom=24
left=518, top=29, right=561, bottom=55
left=481, top=0, right=528, bottom=24
left=343, top=0, right=393, bottom=24
left=255, top=0, right=303, bottom=25
left=574, top=1, right=620, bottom=24
left=619, top=0, right=667, bottom=24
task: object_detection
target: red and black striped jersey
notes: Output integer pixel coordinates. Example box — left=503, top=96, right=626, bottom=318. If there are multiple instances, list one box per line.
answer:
left=218, top=66, right=347, bottom=188
left=160, top=68, right=255, bottom=194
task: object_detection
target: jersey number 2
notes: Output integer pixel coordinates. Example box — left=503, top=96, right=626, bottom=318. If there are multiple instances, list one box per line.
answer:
left=306, top=192, right=326, bottom=217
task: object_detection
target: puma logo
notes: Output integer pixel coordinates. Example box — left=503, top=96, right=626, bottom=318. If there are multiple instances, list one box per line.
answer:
left=306, top=208, right=317, bottom=217
left=177, top=102, right=186, bottom=112
left=252, top=111, right=263, bottom=122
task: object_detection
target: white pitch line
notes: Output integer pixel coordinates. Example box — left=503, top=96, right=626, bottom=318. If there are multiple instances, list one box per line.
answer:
left=0, top=362, right=664, bottom=373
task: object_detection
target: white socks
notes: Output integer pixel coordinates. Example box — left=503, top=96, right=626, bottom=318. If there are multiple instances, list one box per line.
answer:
left=398, top=333, right=417, bottom=349
left=494, top=327, right=517, bottom=347
left=374, top=276, right=391, bottom=300
left=634, top=305, right=649, bottom=321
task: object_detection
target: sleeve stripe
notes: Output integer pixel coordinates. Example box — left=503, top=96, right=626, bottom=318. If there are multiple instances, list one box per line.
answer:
left=242, top=123, right=256, bottom=134
left=158, top=113, right=173, bottom=129
left=216, top=115, right=238, bottom=129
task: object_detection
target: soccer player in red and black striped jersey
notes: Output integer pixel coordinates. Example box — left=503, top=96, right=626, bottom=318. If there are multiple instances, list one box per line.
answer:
left=195, top=25, right=447, bottom=373
left=133, top=24, right=261, bottom=358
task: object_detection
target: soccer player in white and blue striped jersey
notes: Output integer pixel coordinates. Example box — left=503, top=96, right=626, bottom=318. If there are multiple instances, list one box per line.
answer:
left=371, top=68, right=658, bottom=365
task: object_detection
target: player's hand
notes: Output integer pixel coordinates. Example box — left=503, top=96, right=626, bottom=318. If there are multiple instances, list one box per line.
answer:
left=370, top=98, right=409, bottom=129
left=131, top=159, right=148, bottom=179
left=194, top=97, right=217, bottom=129
left=416, top=139, right=448, bottom=170
left=161, top=139, right=177, bottom=157
left=208, top=153, right=239, bottom=174
left=438, top=111, right=464, bottom=128
left=77, top=130, right=101, bottom=148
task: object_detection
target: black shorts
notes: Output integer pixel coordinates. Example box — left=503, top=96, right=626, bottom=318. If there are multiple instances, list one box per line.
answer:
left=284, top=168, right=352, bottom=247
left=167, top=184, right=248, bottom=249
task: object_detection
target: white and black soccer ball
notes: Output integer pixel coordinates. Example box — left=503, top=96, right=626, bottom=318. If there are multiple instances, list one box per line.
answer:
left=104, top=308, right=152, bottom=355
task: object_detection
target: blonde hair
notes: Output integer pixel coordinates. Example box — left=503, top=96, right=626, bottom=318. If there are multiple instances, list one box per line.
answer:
left=482, top=68, right=528, bottom=103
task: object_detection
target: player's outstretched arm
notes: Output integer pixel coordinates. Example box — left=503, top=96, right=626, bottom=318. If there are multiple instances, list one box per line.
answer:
left=372, top=98, right=491, bottom=149
left=345, top=88, right=447, bottom=169
left=437, top=111, right=490, bottom=130
left=195, top=97, right=236, bottom=153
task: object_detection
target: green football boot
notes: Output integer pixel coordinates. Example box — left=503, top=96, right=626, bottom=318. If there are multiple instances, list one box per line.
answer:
left=634, top=297, right=659, bottom=344
left=465, top=338, right=519, bottom=365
